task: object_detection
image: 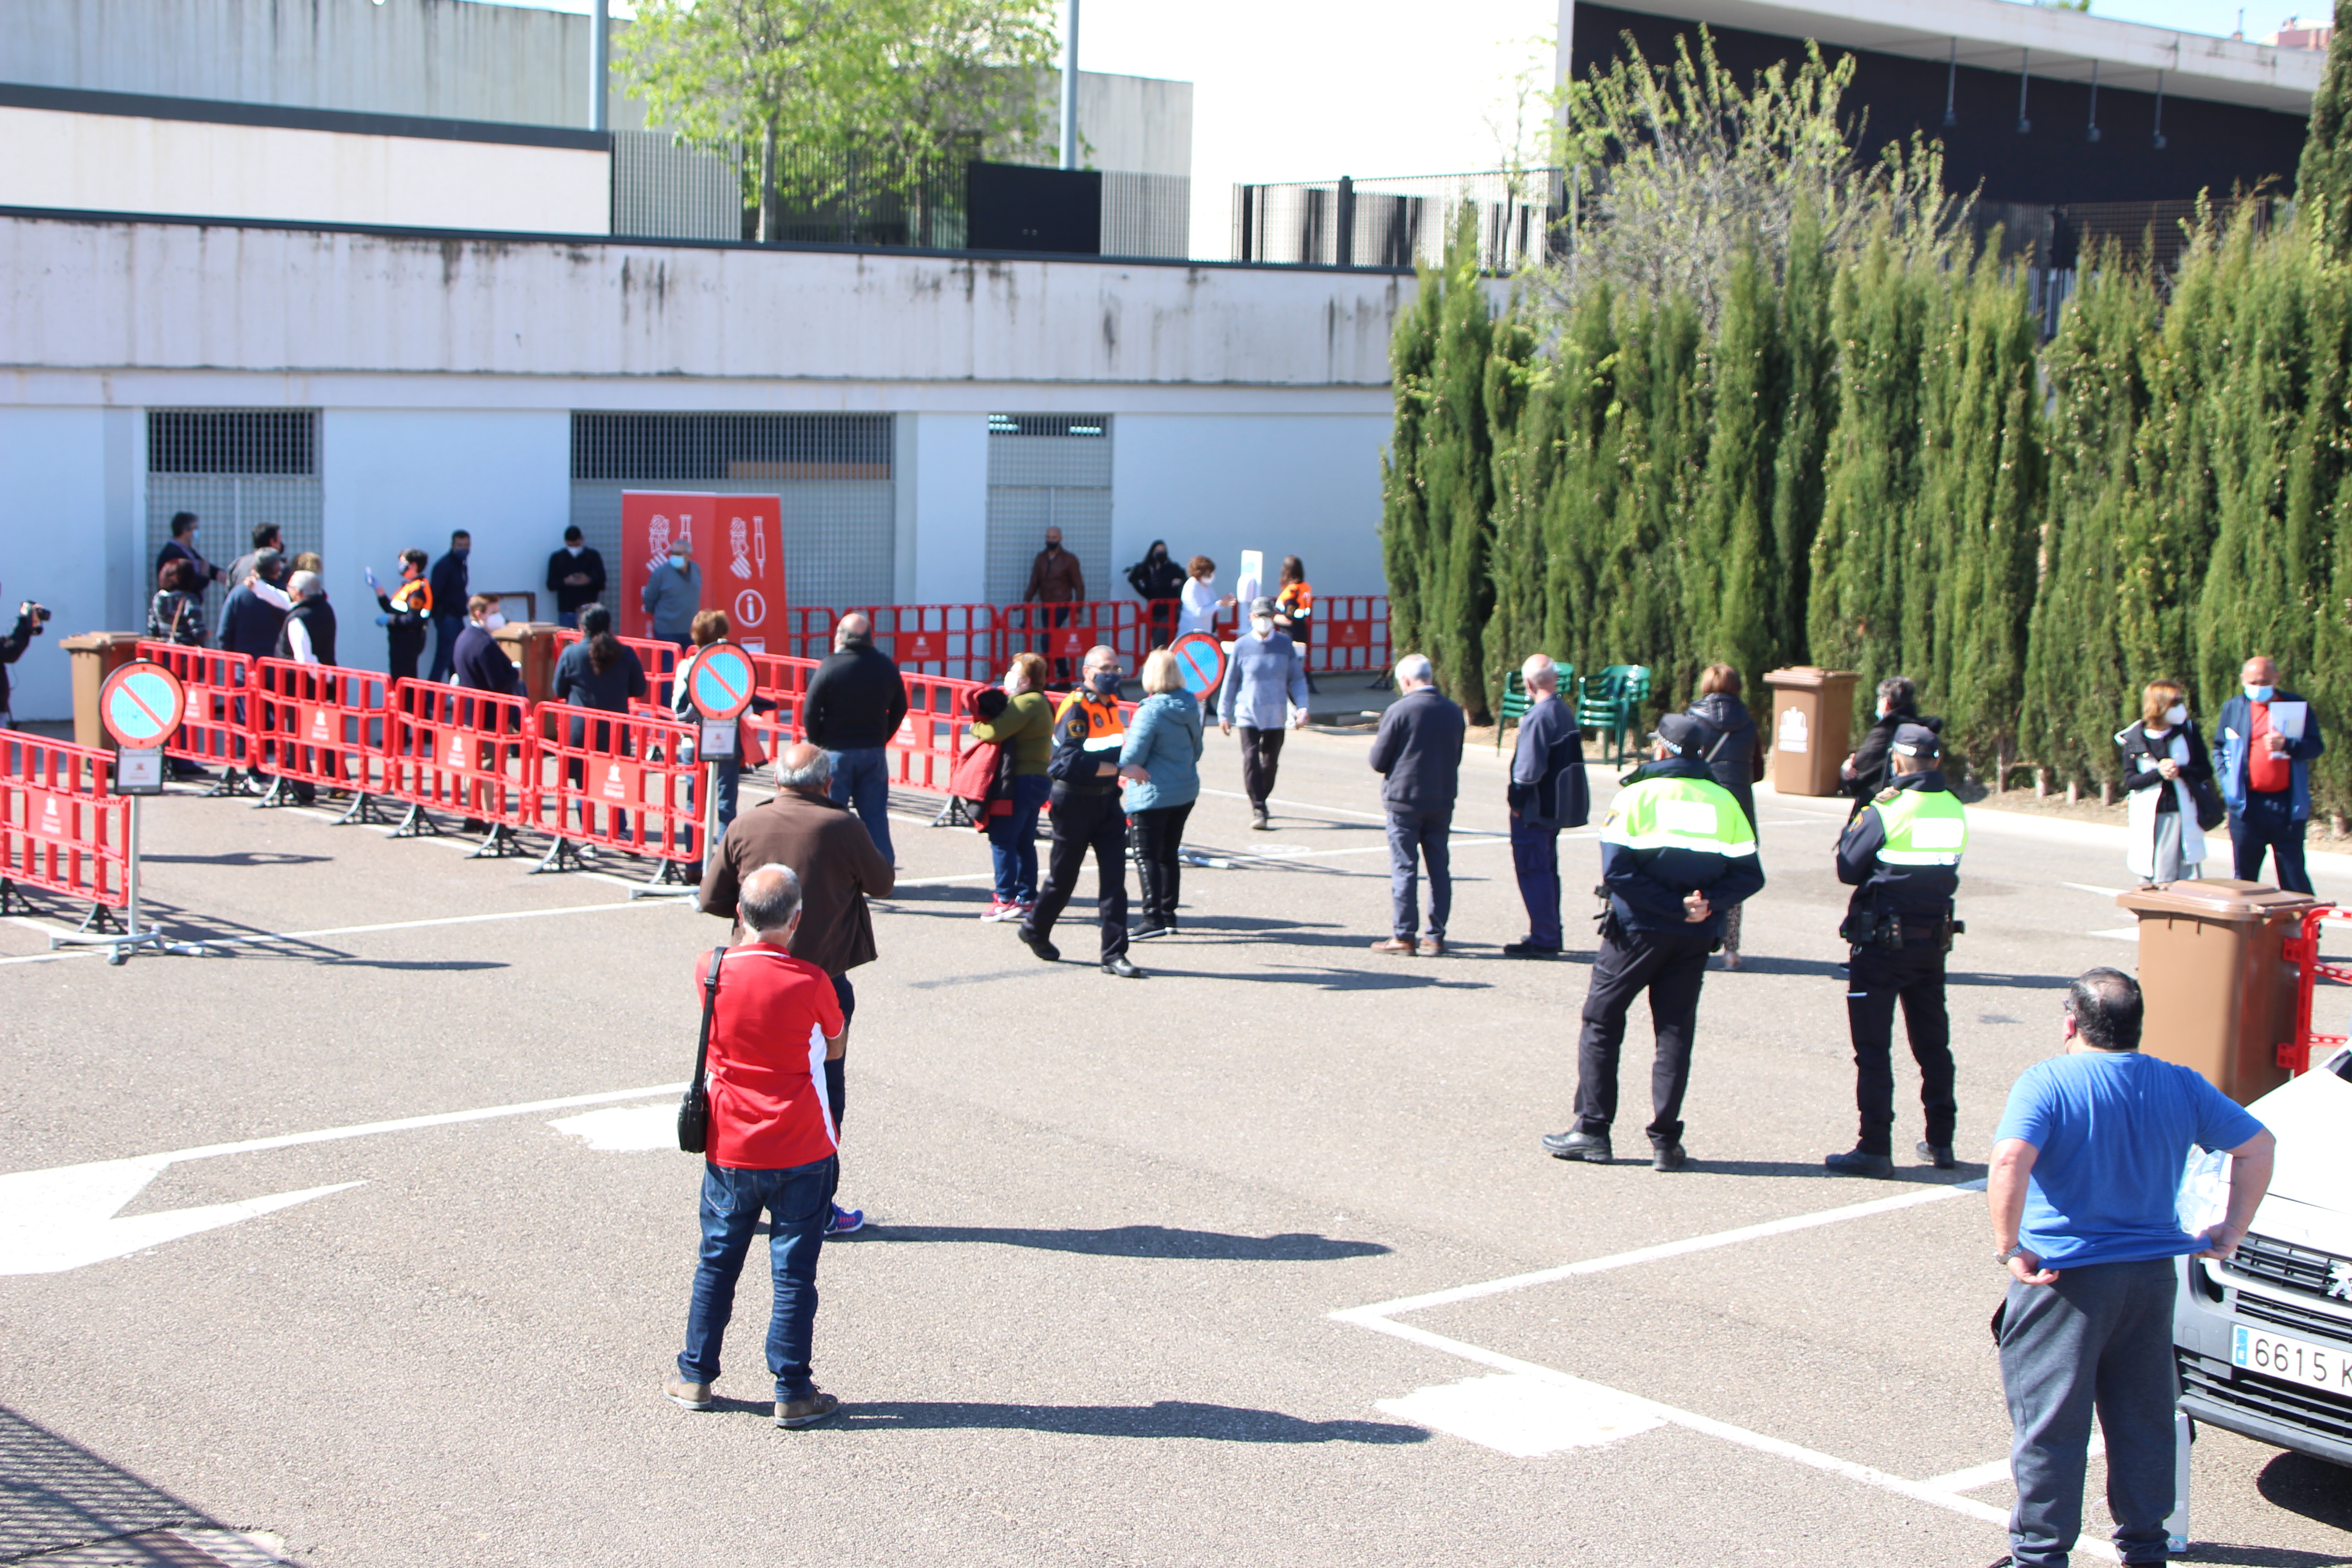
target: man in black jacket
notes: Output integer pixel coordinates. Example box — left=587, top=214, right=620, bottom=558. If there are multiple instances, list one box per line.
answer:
left=805, top=612, right=909, bottom=865
left=1126, top=540, right=1186, bottom=647
left=428, top=530, right=472, bottom=682
left=545, top=526, right=607, bottom=628
left=1369, top=653, right=1466, bottom=956
left=1841, top=675, right=1942, bottom=820
left=220, top=549, right=289, bottom=660
left=452, top=595, right=519, bottom=695
left=0, top=599, right=45, bottom=728
left=1504, top=654, right=1589, bottom=957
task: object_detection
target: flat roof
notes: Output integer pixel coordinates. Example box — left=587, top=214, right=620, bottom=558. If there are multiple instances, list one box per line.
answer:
left=1564, top=0, right=2324, bottom=113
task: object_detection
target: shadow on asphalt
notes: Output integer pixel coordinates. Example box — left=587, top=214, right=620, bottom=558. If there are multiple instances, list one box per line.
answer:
left=0, top=1404, right=214, bottom=1559
left=140, top=850, right=330, bottom=867
left=828, top=1400, right=1429, bottom=1443
left=2254, top=1449, right=2352, bottom=1535
left=856, top=1224, right=1389, bottom=1260
left=2174, top=1545, right=2352, bottom=1567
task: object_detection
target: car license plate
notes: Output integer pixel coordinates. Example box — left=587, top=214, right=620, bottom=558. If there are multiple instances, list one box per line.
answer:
left=2232, top=1324, right=2352, bottom=1393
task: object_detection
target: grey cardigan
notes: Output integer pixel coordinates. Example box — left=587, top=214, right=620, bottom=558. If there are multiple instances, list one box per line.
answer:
left=1217, top=631, right=1308, bottom=730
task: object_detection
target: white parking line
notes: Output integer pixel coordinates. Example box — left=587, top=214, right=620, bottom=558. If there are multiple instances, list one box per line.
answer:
left=0, top=897, right=678, bottom=967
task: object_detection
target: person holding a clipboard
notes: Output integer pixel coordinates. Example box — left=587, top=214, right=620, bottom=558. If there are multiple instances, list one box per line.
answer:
left=2213, top=654, right=2326, bottom=893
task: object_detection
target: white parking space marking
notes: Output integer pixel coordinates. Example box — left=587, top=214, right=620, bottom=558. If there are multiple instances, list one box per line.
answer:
left=0, top=896, right=679, bottom=967
left=2090, top=927, right=2141, bottom=942
left=1333, top=1181, right=2126, bottom=1562
left=2064, top=882, right=2130, bottom=897
left=1376, top=1372, right=1666, bottom=1456
left=1, top=1083, right=686, bottom=1274
left=548, top=1102, right=677, bottom=1152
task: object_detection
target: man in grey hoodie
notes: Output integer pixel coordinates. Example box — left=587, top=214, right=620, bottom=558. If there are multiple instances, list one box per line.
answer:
left=642, top=535, right=703, bottom=647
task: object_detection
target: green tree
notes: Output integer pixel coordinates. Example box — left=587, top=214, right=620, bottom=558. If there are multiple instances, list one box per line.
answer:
left=1682, top=248, right=1784, bottom=701
left=2297, top=0, right=2352, bottom=259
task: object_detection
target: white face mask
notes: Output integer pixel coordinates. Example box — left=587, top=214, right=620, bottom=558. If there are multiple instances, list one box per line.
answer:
left=1251, top=616, right=1274, bottom=636
left=2164, top=703, right=2188, bottom=726
left=567, top=544, right=584, bottom=557
left=2245, top=683, right=2275, bottom=704
left=669, top=552, right=687, bottom=568
left=482, top=612, right=507, bottom=632
left=1003, top=670, right=1027, bottom=695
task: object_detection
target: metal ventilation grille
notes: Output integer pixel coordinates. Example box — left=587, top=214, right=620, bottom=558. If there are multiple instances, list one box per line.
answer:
left=144, top=411, right=324, bottom=602
left=984, top=415, right=1112, bottom=606
left=569, top=413, right=897, bottom=611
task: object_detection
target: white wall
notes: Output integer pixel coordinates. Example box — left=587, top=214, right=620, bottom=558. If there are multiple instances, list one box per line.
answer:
left=0, top=216, right=1406, bottom=389
left=0, top=408, right=124, bottom=720
left=1109, top=413, right=1392, bottom=601
left=320, top=409, right=572, bottom=671
left=904, top=414, right=992, bottom=608
left=0, top=109, right=611, bottom=235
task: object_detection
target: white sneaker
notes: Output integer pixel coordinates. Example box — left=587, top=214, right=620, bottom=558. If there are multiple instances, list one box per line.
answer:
left=980, top=901, right=1018, bottom=922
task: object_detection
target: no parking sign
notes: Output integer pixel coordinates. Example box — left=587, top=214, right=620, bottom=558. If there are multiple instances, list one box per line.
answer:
left=101, top=661, right=184, bottom=795
left=1168, top=633, right=1227, bottom=700
left=687, top=641, right=753, bottom=764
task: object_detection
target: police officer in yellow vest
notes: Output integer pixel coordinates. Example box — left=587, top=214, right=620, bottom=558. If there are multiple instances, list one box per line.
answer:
left=1019, top=643, right=1142, bottom=977
left=1544, top=714, right=1765, bottom=1171
left=1825, top=721, right=1967, bottom=1178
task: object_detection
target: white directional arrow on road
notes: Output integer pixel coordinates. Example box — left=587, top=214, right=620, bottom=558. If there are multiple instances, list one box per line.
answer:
left=0, top=1081, right=681, bottom=1276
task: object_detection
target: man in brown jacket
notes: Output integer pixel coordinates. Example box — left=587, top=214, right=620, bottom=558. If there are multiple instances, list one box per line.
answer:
left=700, top=741, right=894, bottom=1235
left=1023, top=526, right=1086, bottom=680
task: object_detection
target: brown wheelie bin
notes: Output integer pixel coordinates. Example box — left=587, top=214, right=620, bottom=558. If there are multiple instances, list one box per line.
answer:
left=2113, top=879, right=2318, bottom=1104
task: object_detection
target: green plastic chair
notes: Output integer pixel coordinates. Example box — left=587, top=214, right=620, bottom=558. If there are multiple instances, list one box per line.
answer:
left=1494, top=662, right=1573, bottom=749
left=1576, top=664, right=1653, bottom=765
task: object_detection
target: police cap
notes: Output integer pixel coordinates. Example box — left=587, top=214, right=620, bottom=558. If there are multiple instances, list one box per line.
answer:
left=1891, top=722, right=1940, bottom=758
left=1652, top=713, right=1706, bottom=755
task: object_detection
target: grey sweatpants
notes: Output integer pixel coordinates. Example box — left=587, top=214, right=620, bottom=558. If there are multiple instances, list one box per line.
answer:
left=1998, top=1258, right=2178, bottom=1567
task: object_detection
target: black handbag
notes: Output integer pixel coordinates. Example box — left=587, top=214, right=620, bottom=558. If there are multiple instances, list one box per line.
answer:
left=676, top=946, right=727, bottom=1154
left=2192, top=777, right=2228, bottom=833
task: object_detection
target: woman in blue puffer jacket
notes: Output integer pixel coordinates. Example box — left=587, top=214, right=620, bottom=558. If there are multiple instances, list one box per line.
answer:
left=1119, top=647, right=1206, bottom=940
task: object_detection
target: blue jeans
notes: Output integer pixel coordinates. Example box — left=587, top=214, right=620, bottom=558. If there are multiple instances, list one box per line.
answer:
left=827, top=745, right=893, bottom=863
left=1511, top=814, right=1562, bottom=948
left=988, top=774, right=1051, bottom=903
left=678, top=1156, right=838, bottom=1400
left=710, top=755, right=741, bottom=835
left=1386, top=808, right=1452, bottom=940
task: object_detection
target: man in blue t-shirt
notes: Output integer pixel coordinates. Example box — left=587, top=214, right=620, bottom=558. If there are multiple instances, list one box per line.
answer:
left=1988, top=968, right=2275, bottom=1568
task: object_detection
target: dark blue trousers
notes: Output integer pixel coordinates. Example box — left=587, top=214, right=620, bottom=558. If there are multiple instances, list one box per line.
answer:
left=1510, top=815, right=1562, bottom=949
left=2229, top=791, right=2312, bottom=893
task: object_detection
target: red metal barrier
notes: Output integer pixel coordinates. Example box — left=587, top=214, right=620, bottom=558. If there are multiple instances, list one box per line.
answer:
left=0, top=732, right=129, bottom=913
left=744, top=651, right=817, bottom=760
left=776, top=607, right=838, bottom=661
left=382, top=679, right=536, bottom=854
left=886, top=672, right=990, bottom=796
left=1311, top=594, right=1389, bottom=674
left=2280, top=906, right=2352, bottom=1077
left=995, top=601, right=1145, bottom=675
left=135, top=641, right=257, bottom=779
left=251, top=657, right=393, bottom=820
left=529, top=703, right=701, bottom=875
left=846, top=604, right=998, bottom=683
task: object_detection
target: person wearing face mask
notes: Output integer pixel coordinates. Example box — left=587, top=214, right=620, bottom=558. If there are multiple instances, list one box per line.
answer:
left=157, top=512, right=226, bottom=622
left=452, top=594, right=519, bottom=695
left=427, top=530, right=472, bottom=682
left=968, top=652, right=1055, bottom=921
left=643, top=535, right=704, bottom=649
left=1023, top=527, right=1086, bottom=681
left=1177, top=555, right=1233, bottom=639
left=369, top=549, right=434, bottom=683
left=2213, top=654, right=2326, bottom=894
left=2115, top=681, right=2214, bottom=887
left=545, top=525, right=608, bottom=629
left=1019, top=645, right=1141, bottom=977
left=1126, top=540, right=1187, bottom=647
left=1217, top=597, right=1311, bottom=831
left=1840, top=675, right=1943, bottom=821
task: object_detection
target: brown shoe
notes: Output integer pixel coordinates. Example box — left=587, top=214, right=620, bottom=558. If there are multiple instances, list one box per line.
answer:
left=775, top=1389, right=841, bottom=1429
left=664, top=1375, right=714, bottom=1411
left=1369, top=936, right=1416, bottom=955
left=1418, top=936, right=1446, bottom=957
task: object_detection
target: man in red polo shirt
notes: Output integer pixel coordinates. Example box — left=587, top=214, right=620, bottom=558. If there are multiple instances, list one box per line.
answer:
left=666, top=863, right=846, bottom=1428
left=2214, top=654, right=2326, bottom=894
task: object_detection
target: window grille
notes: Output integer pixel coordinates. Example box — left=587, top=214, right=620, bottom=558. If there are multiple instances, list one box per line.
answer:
left=569, top=413, right=897, bottom=611
left=144, top=411, right=324, bottom=607
left=985, top=415, right=1112, bottom=605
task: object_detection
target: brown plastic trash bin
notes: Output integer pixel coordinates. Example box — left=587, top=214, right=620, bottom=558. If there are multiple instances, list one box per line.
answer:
left=1762, top=666, right=1860, bottom=797
left=495, top=622, right=564, bottom=704
left=2114, top=879, right=2318, bottom=1104
left=59, top=631, right=148, bottom=752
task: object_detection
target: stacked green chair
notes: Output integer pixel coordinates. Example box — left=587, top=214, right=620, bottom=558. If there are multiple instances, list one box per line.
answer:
left=1576, top=665, right=1653, bottom=765
left=1493, top=663, right=1573, bottom=750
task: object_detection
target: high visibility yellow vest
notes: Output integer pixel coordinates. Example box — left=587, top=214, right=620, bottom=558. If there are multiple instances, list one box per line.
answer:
left=1600, top=773, right=1759, bottom=858
left=1872, top=787, right=1969, bottom=867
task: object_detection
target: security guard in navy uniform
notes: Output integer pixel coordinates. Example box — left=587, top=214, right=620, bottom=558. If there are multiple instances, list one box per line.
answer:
left=1543, top=714, right=1766, bottom=1172
left=1825, top=721, right=1967, bottom=1177
left=1019, top=643, right=1142, bottom=978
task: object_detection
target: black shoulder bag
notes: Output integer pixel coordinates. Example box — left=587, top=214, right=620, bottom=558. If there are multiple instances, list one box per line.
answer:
left=677, top=946, right=727, bottom=1154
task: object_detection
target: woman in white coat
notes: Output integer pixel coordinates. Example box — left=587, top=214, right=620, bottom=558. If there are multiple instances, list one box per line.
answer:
left=2115, top=678, right=2213, bottom=885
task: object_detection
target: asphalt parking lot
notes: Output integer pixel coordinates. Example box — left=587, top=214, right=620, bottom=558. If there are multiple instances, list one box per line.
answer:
left=4, top=715, right=2349, bottom=1568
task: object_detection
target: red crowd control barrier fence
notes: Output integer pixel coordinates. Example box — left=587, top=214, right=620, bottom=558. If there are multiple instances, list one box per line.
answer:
left=777, top=607, right=838, bottom=661
left=848, top=604, right=998, bottom=683
left=530, top=704, right=702, bottom=871
left=251, top=658, right=393, bottom=818
left=136, top=642, right=257, bottom=774
left=887, top=672, right=989, bottom=796
left=0, top=732, right=129, bottom=911
left=552, top=629, right=683, bottom=706
left=742, top=651, right=817, bottom=760
left=1312, top=595, right=1390, bottom=674
left=382, top=680, right=536, bottom=851
left=995, top=601, right=1145, bottom=673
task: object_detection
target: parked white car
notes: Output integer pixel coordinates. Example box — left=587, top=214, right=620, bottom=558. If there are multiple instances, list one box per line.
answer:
left=2174, top=1045, right=2352, bottom=1469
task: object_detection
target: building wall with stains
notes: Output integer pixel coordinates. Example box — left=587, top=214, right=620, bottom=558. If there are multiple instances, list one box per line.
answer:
left=0, top=214, right=1411, bottom=717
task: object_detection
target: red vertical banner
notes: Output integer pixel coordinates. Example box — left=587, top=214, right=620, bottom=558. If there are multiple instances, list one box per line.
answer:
left=620, top=491, right=712, bottom=643
left=714, top=494, right=787, bottom=653
left=618, top=491, right=785, bottom=649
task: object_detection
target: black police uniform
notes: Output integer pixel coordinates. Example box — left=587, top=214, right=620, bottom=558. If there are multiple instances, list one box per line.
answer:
left=1834, top=766, right=1963, bottom=1161
left=1021, top=689, right=1130, bottom=965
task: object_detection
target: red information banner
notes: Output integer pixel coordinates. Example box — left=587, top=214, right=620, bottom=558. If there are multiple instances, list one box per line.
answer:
left=618, top=491, right=787, bottom=650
